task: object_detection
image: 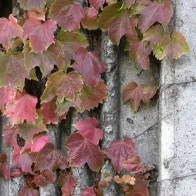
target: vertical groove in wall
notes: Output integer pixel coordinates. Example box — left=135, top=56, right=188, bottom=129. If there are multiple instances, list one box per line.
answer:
left=100, top=33, right=120, bottom=195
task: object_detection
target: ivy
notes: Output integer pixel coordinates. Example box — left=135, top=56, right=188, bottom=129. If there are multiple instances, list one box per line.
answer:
left=0, top=0, right=189, bottom=195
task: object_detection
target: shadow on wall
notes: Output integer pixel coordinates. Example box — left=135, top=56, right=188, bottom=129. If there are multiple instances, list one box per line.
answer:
left=0, top=0, right=12, bottom=17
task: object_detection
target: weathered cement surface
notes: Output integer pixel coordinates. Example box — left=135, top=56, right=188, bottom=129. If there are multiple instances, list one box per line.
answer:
left=159, top=0, right=196, bottom=195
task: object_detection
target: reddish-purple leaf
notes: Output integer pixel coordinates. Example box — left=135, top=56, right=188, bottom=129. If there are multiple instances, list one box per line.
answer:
left=0, top=86, right=16, bottom=112
left=17, top=150, right=37, bottom=173
left=34, top=143, right=65, bottom=171
left=18, top=186, right=39, bottom=196
left=81, top=7, right=99, bottom=30
left=123, top=156, right=145, bottom=173
left=99, top=3, right=137, bottom=45
left=122, top=82, right=158, bottom=112
left=74, top=117, right=103, bottom=145
left=65, top=133, right=104, bottom=171
left=41, top=100, right=62, bottom=125
left=41, top=71, right=83, bottom=103
left=17, top=115, right=47, bottom=142
left=33, top=170, right=55, bottom=187
left=21, top=133, right=49, bottom=153
left=58, top=172, right=76, bottom=196
left=0, top=14, right=23, bottom=49
left=23, top=19, right=57, bottom=53
left=73, top=47, right=106, bottom=87
left=138, top=0, right=173, bottom=32
left=89, top=0, right=105, bottom=9
left=0, top=53, right=28, bottom=90
left=81, top=187, right=96, bottom=196
left=106, top=138, right=136, bottom=173
left=76, top=80, right=107, bottom=112
left=4, top=93, right=37, bottom=125
left=24, top=40, right=66, bottom=76
left=3, top=126, right=19, bottom=148
left=49, top=0, right=84, bottom=31
left=18, top=0, right=47, bottom=11
left=129, top=39, right=151, bottom=70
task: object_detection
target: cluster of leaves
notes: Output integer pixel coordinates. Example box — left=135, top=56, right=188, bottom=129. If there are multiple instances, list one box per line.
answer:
left=0, top=0, right=189, bottom=195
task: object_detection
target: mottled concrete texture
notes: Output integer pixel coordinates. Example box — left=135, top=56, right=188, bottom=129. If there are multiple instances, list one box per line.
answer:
left=159, top=0, right=196, bottom=195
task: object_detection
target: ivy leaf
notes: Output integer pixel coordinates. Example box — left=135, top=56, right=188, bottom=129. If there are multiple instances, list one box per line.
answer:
left=57, top=31, right=89, bottom=50
left=24, top=40, right=66, bottom=77
left=21, top=133, right=49, bottom=153
left=0, top=86, right=16, bottom=112
left=58, top=172, right=76, bottom=196
left=18, top=186, right=39, bottom=196
left=34, top=143, right=65, bottom=171
left=23, top=19, right=57, bottom=53
left=41, top=71, right=83, bottom=103
left=106, top=138, right=136, bottom=173
left=4, top=93, right=38, bottom=125
left=122, top=82, right=157, bottom=112
left=18, top=0, right=47, bottom=11
left=17, top=114, right=47, bottom=142
left=49, top=0, right=84, bottom=31
left=89, top=0, right=105, bottom=9
left=0, top=14, right=23, bottom=50
left=74, top=117, right=103, bottom=145
left=81, top=187, right=96, bottom=196
left=0, top=53, right=28, bottom=90
left=123, top=156, right=145, bottom=173
left=153, top=32, right=189, bottom=60
left=122, top=0, right=136, bottom=9
left=128, top=39, right=151, bottom=70
left=41, top=100, right=63, bottom=125
left=65, top=133, right=104, bottom=171
left=73, top=48, right=106, bottom=87
left=81, top=8, right=99, bottom=30
left=76, top=80, right=107, bottom=112
left=33, top=170, right=55, bottom=187
left=18, top=150, right=37, bottom=173
left=25, top=9, right=46, bottom=21
left=3, top=126, right=19, bottom=148
left=138, top=0, right=173, bottom=32
left=99, top=3, right=136, bottom=45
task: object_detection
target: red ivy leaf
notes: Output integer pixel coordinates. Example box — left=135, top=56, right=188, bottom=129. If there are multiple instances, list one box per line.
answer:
left=128, top=39, right=151, bottom=70
left=0, top=86, right=16, bottom=112
left=122, top=82, right=157, bottom=112
left=0, top=53, right=28, bottom=90
left=76, top=80, right=107, bottom=112
left=24, top=40, right=66, bottom=77
left=73, top=47, right=106, bottom=87
left=4, top=93, right=37, bottom=125
left=18, top=186, right=39, bottom=196
left=34, top=143, right=65, bottom=171
left=3, top=126, right=19, bottom=148
left=49, top=0, right=84, bottom=31
left=138, top=0, right=173, bottom=32
left=106, top=138, right=136, bottom=173
left=18, top=0, right=47, bottom=11
left=65, top=133, right=104, bottom=171
left=41, top=100, right=62, bottom=125
left=58, top=172, right=76, bottom=196
left=41, top=71, right=83, bottom=103
left=23, top=19, right=57, bottom=53
left=99, top=3, right=136, bottom=45
left=33, top=169, right=55, bottom=187
left=0, top=14, right=23, bottom=49
left=81, top=7, right=99, bottom=30
left=21, top=133, right=49, bottom=153
left=74, top=117, right=103, bottom=145
left=89, top=0, right=105, bottom=9
left=81, top=187, right=96, bottom=196
left=123, top=156, right=145, bottom=173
